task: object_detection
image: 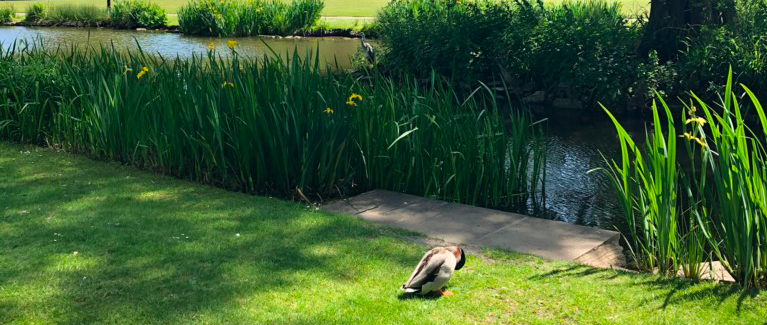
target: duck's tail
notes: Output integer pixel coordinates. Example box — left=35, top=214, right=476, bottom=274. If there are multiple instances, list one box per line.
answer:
left=401, top=285, right=420, bottom=293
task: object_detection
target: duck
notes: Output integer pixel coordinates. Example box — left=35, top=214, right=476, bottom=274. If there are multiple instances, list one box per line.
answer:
left=401, top=246, right=466, bottom=296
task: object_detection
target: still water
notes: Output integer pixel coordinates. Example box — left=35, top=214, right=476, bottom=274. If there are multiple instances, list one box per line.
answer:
left=0, top=26, right=362, bottom=68
left=0, top=26, right=648, bottom=231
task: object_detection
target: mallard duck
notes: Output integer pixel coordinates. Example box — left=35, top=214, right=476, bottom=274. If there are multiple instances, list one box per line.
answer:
left=401, top=246, right=466, bottom=296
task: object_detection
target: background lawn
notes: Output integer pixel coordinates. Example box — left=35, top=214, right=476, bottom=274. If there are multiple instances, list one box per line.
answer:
left=1, top=141, right=765, bottom=324
left=0, top=0, right=649, bottom=17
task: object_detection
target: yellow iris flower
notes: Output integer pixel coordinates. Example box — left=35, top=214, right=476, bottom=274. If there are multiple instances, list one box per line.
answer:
left=228, top=39, right=237, bottom=49
left=208, top=42, right=216, bottom=50
left=136, top=67, right=149, bottom=79
left=221, top=81, right=234, bottom=88
left=324, top=108, right=334, bottom=115
left=346, top=93, right=363, bottom=106
left=685, top=117, right=707, bottom=126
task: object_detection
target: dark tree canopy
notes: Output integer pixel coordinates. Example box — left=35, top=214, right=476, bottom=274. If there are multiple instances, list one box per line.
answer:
left=640, top=0, right=737, bottom=62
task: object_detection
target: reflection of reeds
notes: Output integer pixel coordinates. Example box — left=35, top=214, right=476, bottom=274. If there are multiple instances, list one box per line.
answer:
left=0, top=42, right=545, bottom=215
left=600, top=68, right=767, bottom=287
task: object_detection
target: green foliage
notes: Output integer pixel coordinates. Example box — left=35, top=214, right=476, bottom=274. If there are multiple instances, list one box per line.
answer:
left=45, top=4, right=109, bottom=25
left=0, top=43, right=544, bottom=214
left=110, top=0, right=168, bottom=29
left=178, top=0, right=324, bottom=36
left=24, top=3, right=46, bottom=23
left=376, top=0, right=642, bottom=107
left=376, top=0, right=512, bottom=84
left=0, top=5, right=14, bottom=23
left=601, top=70, right=767, bottom=287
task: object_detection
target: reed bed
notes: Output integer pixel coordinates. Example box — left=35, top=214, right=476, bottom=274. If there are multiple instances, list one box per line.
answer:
left=600, top=70, right=767, bottom=287
left=178, top=0, right=324, bottom=36
left=0, top=5, right=14, bottom=23
left=0, top=41, right=544, bottom=214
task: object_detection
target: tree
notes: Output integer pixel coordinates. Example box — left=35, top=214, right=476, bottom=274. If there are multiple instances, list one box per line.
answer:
left=639, top=0, right=736, bottom=62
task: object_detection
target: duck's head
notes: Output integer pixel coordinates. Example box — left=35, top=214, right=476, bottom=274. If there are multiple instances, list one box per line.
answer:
left=450, top=246, right=466, bottom=270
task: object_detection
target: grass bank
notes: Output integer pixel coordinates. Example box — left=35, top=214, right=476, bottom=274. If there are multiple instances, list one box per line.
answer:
left=1, top=142, right=765, bottom=324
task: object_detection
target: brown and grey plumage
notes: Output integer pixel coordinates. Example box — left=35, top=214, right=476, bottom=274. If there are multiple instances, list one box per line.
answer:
left=401, top=246, right=466, bottom=296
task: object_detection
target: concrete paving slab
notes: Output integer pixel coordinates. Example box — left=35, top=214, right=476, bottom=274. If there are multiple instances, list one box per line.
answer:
left=322, top=189, right=430, bottom=216
left=476, top=217, right=619, bottom=260
left=323, top=190, right=621, bottom=263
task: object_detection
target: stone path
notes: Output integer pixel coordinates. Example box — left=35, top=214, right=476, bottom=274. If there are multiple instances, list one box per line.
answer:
left=323, top=190, right=626, bottom=269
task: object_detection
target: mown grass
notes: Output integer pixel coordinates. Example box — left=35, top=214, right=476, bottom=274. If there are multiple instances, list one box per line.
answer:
left=1, top=141, right=766, bottom=324
left=3, top=0, right=648, bottom=17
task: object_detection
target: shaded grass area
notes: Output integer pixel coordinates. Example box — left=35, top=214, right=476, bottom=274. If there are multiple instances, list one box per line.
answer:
left=1, top=141, right=765, bottom=324
left=2, top=0, right=648, bottom=17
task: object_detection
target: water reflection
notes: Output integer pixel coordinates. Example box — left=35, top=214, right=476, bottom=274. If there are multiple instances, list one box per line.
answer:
left=0, top=26, right=362, bottom=68
left=540, top=116, right=647, bottom=230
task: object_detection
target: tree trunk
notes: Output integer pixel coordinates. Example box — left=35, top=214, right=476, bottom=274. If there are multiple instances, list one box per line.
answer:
left=639, top=0, right=736, bottom=62
left=107, top=0, right=112, bottom=10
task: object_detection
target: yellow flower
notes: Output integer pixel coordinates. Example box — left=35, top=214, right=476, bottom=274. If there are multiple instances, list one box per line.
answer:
left=324, top=108, right=334, bottom=115
left=694, top=137, right=708, bottom=148
left=221, top=81, right=234, bottom=88
left=208, top=42, right=216, bottom=50
left=679, top=132, right=693, bottom=140
left=136, top=67, right=149, bottom=79
left=346, top=93, right=363, bottom=106
left=685, top=117, right=707, bottom=126
left=689, top=105, right=697, bottom=114
left=227, top=39, right=237, bottom=49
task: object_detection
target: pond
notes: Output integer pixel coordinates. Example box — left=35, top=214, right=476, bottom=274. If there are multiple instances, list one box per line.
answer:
left=0, top=26, right=363, bottom=69
left=0, top=26, right=646, bottom=231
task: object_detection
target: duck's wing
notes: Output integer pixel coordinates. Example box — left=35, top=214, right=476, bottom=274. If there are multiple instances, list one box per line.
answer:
left=402, top=248, right=448, bottom=290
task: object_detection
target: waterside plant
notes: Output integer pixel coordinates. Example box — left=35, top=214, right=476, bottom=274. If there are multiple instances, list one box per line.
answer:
left=0, top=41, right=545, bottom=216
left=600, top=69, right=767, bottom=287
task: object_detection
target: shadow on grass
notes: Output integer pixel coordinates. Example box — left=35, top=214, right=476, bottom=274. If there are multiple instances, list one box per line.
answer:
left=527, top=264, right=762, bottom=314
left=0, top=145, right=420, bottom=323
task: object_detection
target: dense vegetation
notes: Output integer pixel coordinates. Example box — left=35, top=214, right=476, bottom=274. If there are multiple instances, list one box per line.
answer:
left=0, top=43, right=544, bottom=214
left=375, top=0, right=767, bottom=112
left=178, top=0, right=324, bottom=36
left=600, top=71, right=767, bottom=287
left=110, top=0, right=168, bottom=29
left=0, top=5, right=14, bottom=23
left=19, top=1, right=166, bottom=28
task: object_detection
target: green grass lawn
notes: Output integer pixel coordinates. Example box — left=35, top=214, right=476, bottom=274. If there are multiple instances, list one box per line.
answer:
left=1, top=141, right=764, bottom=324
left=0, top=0, right=648, bottom=17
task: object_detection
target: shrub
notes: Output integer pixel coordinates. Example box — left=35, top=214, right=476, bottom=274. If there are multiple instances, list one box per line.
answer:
left=376, top=0, right=642, bottom=108
left=24, top=4, right=46, bottom=23
left=178, top=0, right=323, bottom=36
left=46, top=4, right=109, bottom=25
left=675, top=0, right=767, bottom=98
left=377, top=0, right=512, bottom=84
left=110, top=0, right=167, bottom=29
left=0, top=6, right=14, bottom=24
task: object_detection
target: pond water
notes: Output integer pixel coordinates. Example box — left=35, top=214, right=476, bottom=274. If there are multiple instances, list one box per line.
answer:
left=0, top=26, right=363, bottom=69
left=0, top=26, right=647, bottom=231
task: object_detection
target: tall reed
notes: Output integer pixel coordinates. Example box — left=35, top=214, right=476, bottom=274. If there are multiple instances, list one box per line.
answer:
left=601, top=69, right=767, bottom=287
left=178, top=0, right=323, bottom=36
left=0, top=42, right=544, bottom=214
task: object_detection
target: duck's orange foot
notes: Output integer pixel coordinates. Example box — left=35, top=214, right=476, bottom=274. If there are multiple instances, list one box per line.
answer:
left=440, top=289, right=455, bottom=297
